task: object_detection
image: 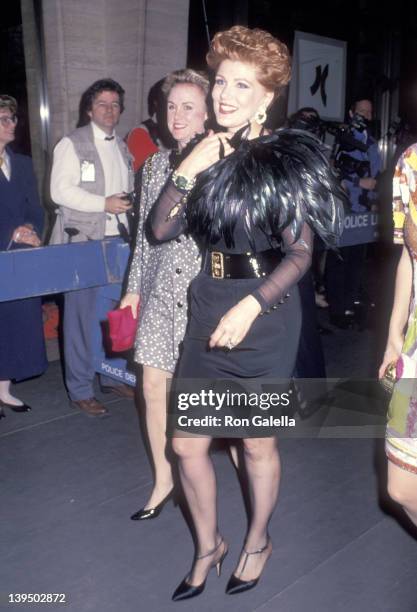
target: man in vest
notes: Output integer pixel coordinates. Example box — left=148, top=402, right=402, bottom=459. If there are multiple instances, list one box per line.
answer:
left=50, top=78, right=134, bottom=416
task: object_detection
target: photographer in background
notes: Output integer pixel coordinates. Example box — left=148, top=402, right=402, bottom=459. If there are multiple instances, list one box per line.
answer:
left=334, top=99, right=381, bottom=213
left=326, top=98, right=382, bottom=328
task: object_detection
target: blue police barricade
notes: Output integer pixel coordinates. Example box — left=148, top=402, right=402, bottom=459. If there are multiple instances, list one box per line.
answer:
left=339, top=211, right=380, bottom=247
left=91, top=240, right=137, bottom=386
left=94, top=281, right=137, bottom=387
left=0, top=238, right=136, bottom=386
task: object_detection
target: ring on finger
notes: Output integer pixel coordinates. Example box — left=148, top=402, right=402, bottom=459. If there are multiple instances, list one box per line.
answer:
left=226, top=339, right=235, bottom=350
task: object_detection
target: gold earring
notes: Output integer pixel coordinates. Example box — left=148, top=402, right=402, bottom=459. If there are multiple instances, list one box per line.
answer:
left=255, top=107, right=267, bottom=125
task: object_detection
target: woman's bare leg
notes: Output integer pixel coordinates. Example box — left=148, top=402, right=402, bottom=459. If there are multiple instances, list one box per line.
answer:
left=232, top=436, right=280, bottom=580
left=387, top=460, right=417, bottom=527
left=141, top=365, right=173, bottom=509
left=229, top=441, right=240, bottom=470
left=173, top=435, right=226, bottom=585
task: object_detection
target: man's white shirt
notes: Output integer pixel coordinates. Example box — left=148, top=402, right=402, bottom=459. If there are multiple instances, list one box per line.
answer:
left=50, top=122, right=128, bottom=236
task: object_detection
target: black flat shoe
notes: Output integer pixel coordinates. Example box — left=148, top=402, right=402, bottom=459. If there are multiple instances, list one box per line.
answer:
left=172, top=537, right=228, bottom=602
left=226, top=538, right=272, bottom=595
left=130, top=490, right=174, bottom=520
left=0, top=399, right=32, bottom=412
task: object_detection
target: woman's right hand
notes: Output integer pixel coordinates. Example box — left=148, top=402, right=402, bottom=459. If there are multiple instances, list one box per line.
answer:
left=120, top=293, right=139, bottom=319
left=378, top=335, right=403, bottom=379
left=177, top=131, right=233, bottom=180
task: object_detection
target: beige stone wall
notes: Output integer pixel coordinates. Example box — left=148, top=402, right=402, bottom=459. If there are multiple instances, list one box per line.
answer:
left=21, top=0, right=48, bottom=197
left=41, top=0, right=189, bottom=148
left=141, top=0, right=191, bottom=118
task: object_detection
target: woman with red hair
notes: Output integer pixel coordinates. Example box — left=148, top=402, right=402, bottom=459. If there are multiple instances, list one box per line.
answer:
left=151, top=26, right=345, bottom=600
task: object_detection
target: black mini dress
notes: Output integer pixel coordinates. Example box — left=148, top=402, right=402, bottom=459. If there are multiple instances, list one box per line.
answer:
left=177, top=216, right=309, bottom=380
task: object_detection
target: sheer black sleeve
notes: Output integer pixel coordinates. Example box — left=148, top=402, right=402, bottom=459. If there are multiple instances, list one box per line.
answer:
left=251, top=223, right=313, bottom=311
left=150, top=181, right=188, bottom=242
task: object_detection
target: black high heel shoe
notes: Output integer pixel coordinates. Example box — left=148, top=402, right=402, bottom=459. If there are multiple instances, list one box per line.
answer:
left=226, top=538, right=272, bottom=595
left=130, top=490, right=174, bottom=521
left=0, top=399, right=32, bottom=412
left=172, top=537, right=228, bottom=602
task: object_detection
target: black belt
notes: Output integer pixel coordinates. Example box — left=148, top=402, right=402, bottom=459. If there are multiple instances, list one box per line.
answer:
left=203, top=248, right=283, bottom=279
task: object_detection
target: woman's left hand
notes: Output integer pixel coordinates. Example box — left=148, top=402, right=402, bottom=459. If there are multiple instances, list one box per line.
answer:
left=12, top=224, right=41, bottom=247
left=378, top=335, right=403, bottom=380
left=209, top=295, right=262, bottom=350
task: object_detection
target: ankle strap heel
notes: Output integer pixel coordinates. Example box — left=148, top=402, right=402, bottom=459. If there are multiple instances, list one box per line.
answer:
left=238, top=540, right=270, bottom=578
left=226, top=537, right=272, bottom=595
left=196, top=537, right=223, bottom=560
left=172, top=536, right=228, bottom=602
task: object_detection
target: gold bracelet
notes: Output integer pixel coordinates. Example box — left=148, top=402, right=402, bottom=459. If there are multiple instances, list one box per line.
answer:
left=166, top=194, right=189, bottom=221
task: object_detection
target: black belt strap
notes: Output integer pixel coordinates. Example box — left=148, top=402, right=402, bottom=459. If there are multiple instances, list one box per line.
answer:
left=203, top=248, right=283, bottom=279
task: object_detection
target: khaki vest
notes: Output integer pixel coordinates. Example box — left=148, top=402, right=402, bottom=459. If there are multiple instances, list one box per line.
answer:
left=50, top=124, right=134, bottom=244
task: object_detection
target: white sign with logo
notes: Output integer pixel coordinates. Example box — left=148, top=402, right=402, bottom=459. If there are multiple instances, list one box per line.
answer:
left=288, top=31, right=347, bottom=121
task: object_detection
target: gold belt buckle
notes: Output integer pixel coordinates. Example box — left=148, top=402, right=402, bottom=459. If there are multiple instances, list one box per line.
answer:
left=211, top=252, right=224, bottom=279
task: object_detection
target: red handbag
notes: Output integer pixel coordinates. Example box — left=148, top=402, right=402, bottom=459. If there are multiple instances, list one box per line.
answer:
left=107, top=303, right=139, bottom=352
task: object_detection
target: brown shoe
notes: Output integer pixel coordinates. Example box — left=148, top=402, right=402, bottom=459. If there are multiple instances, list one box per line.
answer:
left=71, top=397, right=108, bottom=417
left=101, top=384, right=135, bottom=400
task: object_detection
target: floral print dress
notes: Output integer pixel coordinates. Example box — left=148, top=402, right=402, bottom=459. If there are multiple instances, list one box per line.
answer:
left=386, top=143, right=417, bottom=473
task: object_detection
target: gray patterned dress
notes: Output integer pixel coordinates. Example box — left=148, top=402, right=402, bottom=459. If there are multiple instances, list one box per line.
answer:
left=127, top=151, right=201, bottom=372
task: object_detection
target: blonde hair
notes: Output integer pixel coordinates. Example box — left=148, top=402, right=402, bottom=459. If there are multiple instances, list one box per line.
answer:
left=162, top=69, right=210, bottom=99
left=206, top=25, right=291, bottom=94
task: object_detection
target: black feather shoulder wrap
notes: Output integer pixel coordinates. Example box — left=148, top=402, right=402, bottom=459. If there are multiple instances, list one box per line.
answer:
left=186, top=128, right=346, bottom=249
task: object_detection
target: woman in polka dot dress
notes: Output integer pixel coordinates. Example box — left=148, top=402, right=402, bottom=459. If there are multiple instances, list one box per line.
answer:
left=121, top=69, right=209, bottom=520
